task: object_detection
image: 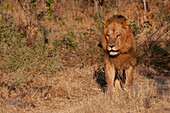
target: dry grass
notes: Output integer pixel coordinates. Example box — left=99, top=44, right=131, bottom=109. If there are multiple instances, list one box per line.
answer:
left=0, top=66, right=169, bottom=113
left=0, top=64, right=170, bottom=113
left=0, top=0, right=169, bottom=113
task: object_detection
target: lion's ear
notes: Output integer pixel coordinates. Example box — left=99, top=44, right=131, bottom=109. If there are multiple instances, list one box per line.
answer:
left=122, top=19, right=130, bottom=26
left=103, top=20, right=109, bottom=28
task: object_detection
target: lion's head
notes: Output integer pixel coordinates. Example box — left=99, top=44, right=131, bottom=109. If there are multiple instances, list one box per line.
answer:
left=101, top=15, right=135, bottom=57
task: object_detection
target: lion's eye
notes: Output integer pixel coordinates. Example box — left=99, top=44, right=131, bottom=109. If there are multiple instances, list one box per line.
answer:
left=106, top=34, right=110, bottom=38
left=116, top=34, right=121, bottom=38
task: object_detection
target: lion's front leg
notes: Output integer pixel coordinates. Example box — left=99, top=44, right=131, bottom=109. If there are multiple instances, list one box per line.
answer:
left=125, top=66, right=134, bottom=88
left=105, top=63, right=116, bottom=94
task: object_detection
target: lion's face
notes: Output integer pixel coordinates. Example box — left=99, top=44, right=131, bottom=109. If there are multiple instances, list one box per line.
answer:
left=105, top=23, right=126, bottom=56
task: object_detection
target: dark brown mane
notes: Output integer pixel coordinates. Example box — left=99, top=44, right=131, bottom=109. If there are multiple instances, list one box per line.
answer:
left=107, top=15, right=127, bottom=24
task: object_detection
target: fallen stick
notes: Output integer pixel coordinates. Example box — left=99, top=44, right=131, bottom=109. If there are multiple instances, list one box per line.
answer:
left=6, top=99, right=36, bottom=107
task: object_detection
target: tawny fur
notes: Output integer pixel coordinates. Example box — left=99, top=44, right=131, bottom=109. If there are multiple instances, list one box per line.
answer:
left=101, top=15, right=136, bottom=93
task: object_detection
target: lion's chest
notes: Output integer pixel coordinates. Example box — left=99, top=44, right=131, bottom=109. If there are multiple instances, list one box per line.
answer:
left=109, top=53, right=135, bottom=69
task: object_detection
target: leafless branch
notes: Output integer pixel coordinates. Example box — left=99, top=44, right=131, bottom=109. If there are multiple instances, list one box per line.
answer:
left=149, top=27, right=169, bottom=50
left=59, top=0, right=68, bottom=21
left=6, top=99, right=36, bottom=107
left=143, top=0, right=147, bottom=20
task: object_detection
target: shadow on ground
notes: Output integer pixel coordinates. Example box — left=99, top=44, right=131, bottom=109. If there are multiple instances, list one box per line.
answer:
left=93, top=67, right=106, bottom=93
left=93, top=64, right=170, bottom=97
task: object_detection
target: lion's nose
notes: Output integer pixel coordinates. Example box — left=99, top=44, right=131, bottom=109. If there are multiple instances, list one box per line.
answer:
left=109, top=44, right=115, bottom=48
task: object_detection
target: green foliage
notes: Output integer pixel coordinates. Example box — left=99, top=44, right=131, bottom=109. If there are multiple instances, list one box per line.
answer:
left=137, top=3, right=169, bottom=75
left=56, top=30, right=77, bottom=49
left=4, top=3, right=10, bottom=10
left=152, top=2, right=169, bottom=30
left=130, top=21, right=140, bottom=36
left=45, top=0, right=54, bottom=20
left=45, top=0, right=54, bottom=7
left=0, top=14, right=58, bottom=77
left=130, top=20, right=152, bottom=36
left=143, top=21, right=152, bottom=28
left=46, top=9, right=54, bottom=20
left=75, top=17, right=83, bottom=23
left=54, top=25, right=102, bottom=67
left=32, top=4, right=36, bottom=7
left=103, top=0, right=116, bottom=9
left=65, top=31, right=76, bottom=48
left=94, top=13, right=103, bottom=33
left=58, top=21, right=65, bottom=28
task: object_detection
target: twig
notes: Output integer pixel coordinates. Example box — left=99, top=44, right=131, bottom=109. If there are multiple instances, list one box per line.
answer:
left=6, top=99, right=36, bottom=107
left=142, top=26, right=162, bottom=45
left=59, top=0, right=68, bottom=21
left=65, top=0, right=75, bottom=17
left=143, top=0, right=147, bottom=20
left=94, top=0, right=99, bottom=14
left=149, top=27, right=169, bottom=50
left=17, top=0, right=31, bottom=26
left=17, top=0, right=26, bottom=13
left=72, top=0, right=75, bottom=17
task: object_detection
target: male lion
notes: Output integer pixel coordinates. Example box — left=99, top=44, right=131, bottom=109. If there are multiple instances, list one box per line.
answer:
left=101, top=15, right=136, bottom=93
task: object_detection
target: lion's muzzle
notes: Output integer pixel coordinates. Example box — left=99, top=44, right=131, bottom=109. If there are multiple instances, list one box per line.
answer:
left=108, top=50, right=119, bottom=56
left=107, top=44, right=119, bottom=56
